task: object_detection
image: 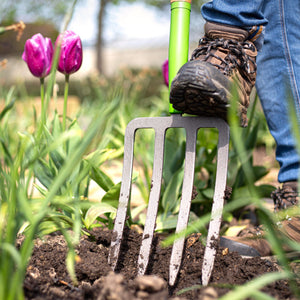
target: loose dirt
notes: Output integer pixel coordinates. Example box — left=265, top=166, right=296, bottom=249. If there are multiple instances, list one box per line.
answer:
left=23, top=227, right=295, bottom=300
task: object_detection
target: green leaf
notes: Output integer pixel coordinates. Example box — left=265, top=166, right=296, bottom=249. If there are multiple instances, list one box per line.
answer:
left=84, top=203, right=117, bottom=229
left=155, top=214, right=178, bottom=231
left=201, top=188, right=214, bottom=199
left=34, top=159, right=56, bottom=190
left=90, top=166, right=114, bottom=192
left=37, top=214, right=75, bottom=235
left=49, top=149, right=65, bottom=170
left=50, top=196, right=77, bottom=214
left=66, top=249, right=78, bottom=285
left=0, top=243, right=21, bottom=267
left=252, top=165, right=269, bottom=181
left=255, top=184, right=276, bottom=198
left=51, top=111, right=62, bottom=138
left=161, top=168, right=184, bottom=214
left=163, top=136, right=185, bottom=184
left=130, top=203, right=147, bottom=220
left=0, top=138, right=12, bottom=164
left=205, top=145, right=218, bottom=164
left=85, top=148, right=119, bottom=166
left=230, top=186, right=252, bottom=202
left=101, top=182, right=121, bottom=202
left=245, top=119, right=260, bottom=150
left=233, top=157, right=264, bottom=188
left=0, top=98, right=15, bottom=121
left=67, top=119, right=82, bottom=152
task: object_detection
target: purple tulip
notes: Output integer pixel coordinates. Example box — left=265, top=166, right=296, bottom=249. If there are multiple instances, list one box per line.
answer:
left=57, top=31, right=82, bottom=75
left=162, top=59, right=169, bottom=87
left=22, top=33, right=53, bottom=78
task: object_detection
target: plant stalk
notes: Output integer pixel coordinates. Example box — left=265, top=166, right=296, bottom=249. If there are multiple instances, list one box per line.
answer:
left=40, top=77, right=45, bottom=127
left=63, top=74, right=69, bottom=132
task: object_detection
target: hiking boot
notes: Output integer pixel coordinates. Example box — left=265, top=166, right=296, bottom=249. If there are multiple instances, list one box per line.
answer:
left=220, top=226, right=271, bottom=257
left=220, top=181, right=300, bottom=257
left=170, top=22, right=257, bottom=127
left=272, top=181, right=300, bottom=242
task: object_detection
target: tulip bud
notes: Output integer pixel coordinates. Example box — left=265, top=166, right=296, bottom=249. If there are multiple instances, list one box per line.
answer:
left=162, top=59, right=169, bottom=87
left=22, top=33, right=53, bottom=78
left=57, top=31, right=82, bottom=75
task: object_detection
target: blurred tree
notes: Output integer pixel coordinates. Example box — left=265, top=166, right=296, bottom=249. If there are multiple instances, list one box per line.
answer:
left=96, top=0, right=205, bottom=73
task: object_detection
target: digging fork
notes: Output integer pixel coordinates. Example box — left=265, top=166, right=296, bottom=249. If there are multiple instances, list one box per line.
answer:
left=108, top=0, right=230, bottom=287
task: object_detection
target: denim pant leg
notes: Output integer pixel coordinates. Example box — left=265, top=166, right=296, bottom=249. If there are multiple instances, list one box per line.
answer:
left=256, top=0, right=300, bottom=183
left=201, top=0, right=268, bottom=27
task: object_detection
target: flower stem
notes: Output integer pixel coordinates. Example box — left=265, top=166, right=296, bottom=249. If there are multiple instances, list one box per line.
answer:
left=63, top=74, right=69, bottom=132
left=40, top=77, right=45, bottom=127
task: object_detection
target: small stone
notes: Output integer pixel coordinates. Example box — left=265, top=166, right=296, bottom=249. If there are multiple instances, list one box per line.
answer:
left=48, top=287, right=65, bottom=298
left=97, top=272, right=134, bottom=300
left=198, top=287, right=218, bottom=300
left=48, top=267, right=57, bottom=283
left=134, top=275, right=166, bottom=293
left=28, top=267, right=40, bottom=279
left=187, top=233, right=202, bottom=248
left=136, top=290, right=149, bottom=298
left=222, top=248, right=229, bottom=256
left=81, top=281, right=92, bottom=289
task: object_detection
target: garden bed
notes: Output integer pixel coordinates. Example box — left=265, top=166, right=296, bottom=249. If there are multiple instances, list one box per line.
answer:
left=23, top=227, right=294, bottom=299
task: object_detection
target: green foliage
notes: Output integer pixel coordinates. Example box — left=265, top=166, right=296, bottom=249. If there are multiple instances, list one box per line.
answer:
left=0, top=83, right=123, bottom=298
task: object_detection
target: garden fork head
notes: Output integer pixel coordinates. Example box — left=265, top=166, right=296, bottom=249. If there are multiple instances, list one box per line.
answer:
left=108, top=0, right=230, bottom=287
left=108, top=114, right=229, bottom=286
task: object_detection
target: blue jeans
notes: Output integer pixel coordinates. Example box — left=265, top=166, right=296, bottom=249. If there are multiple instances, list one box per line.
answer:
left=202, top=0, right=300, bottom=183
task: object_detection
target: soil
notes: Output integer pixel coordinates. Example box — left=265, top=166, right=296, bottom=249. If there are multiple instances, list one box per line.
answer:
left=23, top=227, right=296, bottom=300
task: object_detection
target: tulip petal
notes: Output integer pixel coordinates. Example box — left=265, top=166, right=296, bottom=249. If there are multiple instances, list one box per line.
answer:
left=22, top=33, right=53, bottom=78
left=162, top=59, right=169, bottom=87
left=57, top=31, right=83, bottom=75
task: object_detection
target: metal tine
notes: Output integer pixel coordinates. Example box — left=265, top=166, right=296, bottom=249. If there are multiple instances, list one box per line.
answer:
left=169, top=125, right=198, bottom=286
left=108, top=118, right=137, bottom=270
left=201, top=122, right=229, bottom=286
left=137, top=128, right=166, bottom=276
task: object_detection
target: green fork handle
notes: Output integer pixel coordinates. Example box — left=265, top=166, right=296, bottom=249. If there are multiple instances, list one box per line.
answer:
left=168, top=0, right=191, bottom=114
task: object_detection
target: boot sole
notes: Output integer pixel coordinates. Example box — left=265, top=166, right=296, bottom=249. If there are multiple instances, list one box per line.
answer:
left=170, top=60, right=231, bottom=120
left=220, top=236, right=261, bottom=257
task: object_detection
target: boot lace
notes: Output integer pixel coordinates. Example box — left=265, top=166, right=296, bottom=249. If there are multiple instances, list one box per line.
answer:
left=271, top=185, right=299, bottom=211
left=191, top=37, right=256, bottom=77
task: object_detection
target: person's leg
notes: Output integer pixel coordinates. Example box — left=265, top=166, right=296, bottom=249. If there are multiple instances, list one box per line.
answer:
left=204, top=0, right=300, bottom=256
left=169, top=0, right=300, bottom=256
left=256, top=0, right=300, bottom=184
left=171, top=0, right=300, bottom=182
left=201, top=0, right=267, bottom=27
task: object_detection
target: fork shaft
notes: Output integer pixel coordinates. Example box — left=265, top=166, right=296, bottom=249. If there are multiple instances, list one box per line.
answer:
left=169, top=0, right=191, bottom=114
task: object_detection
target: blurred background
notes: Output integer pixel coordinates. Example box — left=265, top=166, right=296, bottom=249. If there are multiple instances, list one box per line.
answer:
left=0, top=0, right=205, bottom=82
